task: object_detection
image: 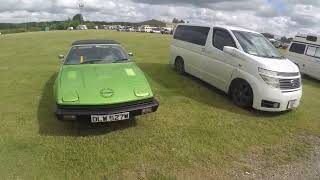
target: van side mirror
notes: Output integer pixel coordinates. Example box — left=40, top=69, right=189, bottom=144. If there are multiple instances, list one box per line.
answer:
left=128, top=52, right=134, bottom=57
left=223, top=46, right=236, bottom=56
left=58, top=54, right=65, bottom=60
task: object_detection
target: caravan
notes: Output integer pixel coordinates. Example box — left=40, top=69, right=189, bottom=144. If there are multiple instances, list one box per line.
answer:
left=287, top=34, right=320, bottom=80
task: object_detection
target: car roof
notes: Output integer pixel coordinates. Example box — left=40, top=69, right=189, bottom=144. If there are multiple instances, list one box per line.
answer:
left=72, top=40, right=120, bottom=46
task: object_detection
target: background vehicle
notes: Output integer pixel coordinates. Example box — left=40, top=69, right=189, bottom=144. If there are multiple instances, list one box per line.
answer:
left=144, top=26, right=154, bottom=33
left=55, top=40, right=159, bottom=122
left=171, top=24, right=302, bottom=112
left=151, top=27, right=161, bottom=33
left=161, top=28, right=173, bottom=34
left=287, top=34, right=320, bottom=80
left=76, top=25, right=88, bottom=30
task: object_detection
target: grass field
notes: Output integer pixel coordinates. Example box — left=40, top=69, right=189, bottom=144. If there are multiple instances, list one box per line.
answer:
left=0, top=30, right=320, bottom=179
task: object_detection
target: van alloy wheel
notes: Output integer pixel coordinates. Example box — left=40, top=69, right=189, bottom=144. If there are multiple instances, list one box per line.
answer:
left=231, top=81, right=253, bottom=108
left=175, top=58, right=185, bottom=74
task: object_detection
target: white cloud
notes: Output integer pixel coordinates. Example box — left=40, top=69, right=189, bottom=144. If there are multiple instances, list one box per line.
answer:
left=0, top=0, right=319, bottom=36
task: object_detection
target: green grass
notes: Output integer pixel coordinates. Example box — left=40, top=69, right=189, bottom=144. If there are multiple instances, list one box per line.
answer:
left=0, top=30, right=320, bottom=179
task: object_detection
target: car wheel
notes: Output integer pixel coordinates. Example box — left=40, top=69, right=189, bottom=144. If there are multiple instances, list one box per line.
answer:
left=175, top=57, right=185, bottom=74
left=231, top=80, right=253, bottom=108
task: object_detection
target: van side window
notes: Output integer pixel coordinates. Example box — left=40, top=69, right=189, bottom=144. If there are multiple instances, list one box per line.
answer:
left=316, top=48, right=320, bottom=58
left=213, top=30, right=236, bottom=51
left=306, top=46, right=320, bottom=58
left=289, top=43, right=306, bottom=54
left=174, top=25, right=210, bottom=46
left=306, top=46, right=317, bottom=56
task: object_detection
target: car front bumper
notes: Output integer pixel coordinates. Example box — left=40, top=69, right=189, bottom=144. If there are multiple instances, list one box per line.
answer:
left=55, top=98, right=159, bottom=120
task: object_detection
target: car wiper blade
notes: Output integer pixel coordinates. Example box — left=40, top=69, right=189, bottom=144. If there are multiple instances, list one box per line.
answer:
left=82, top=59, right=103, bottom=64
left=112, top=59, right=129, bottom=63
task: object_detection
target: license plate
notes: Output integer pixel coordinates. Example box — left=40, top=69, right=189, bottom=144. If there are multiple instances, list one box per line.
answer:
left=91, top=112, right=130, bottom=123
left=287, top=100, right=297, bottom=109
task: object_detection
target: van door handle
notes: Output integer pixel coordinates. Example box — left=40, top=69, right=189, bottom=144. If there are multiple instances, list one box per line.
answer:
left=202, top=48, right=206, bottom=53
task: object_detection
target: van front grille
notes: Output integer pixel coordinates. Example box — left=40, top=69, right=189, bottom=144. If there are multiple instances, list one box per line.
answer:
left=279, top=78, right=301, bottom=90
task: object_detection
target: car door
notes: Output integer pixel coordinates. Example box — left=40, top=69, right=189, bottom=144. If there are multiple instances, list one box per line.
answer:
left=201, top=28, right=239, bottom=92
left=305, top=45, right=320, bottom=79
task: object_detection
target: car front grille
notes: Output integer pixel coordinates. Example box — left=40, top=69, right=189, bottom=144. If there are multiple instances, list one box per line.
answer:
left=279, top=78, right=301, bottom=90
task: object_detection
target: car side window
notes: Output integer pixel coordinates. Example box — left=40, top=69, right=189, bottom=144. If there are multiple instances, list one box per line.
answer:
left=213, top=29, right=236, bottom=51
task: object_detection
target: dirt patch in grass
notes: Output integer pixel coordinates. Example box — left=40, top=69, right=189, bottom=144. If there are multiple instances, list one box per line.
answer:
left=230, top=135, right=320, bottom=180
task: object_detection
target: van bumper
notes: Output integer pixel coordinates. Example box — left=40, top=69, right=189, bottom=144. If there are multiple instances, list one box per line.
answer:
left=253, top=88, right=302, bottom=112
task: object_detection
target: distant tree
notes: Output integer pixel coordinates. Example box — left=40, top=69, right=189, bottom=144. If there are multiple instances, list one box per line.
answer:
left=72, top=14, right=84, bottom=23
left=261, top=33, right=274, bottom=39
left=280, top=36, right=288, bottom=43
left=172, top=18, right=179, bottom=23
left=179, top=19, right=185, bottom=23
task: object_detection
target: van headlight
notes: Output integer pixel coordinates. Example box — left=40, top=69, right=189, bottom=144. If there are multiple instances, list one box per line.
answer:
left=258, top=68, right=280, bottom=89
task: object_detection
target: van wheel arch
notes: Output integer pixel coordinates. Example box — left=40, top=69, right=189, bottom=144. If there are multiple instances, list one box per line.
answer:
left=229, top=78, right=254, bottom=108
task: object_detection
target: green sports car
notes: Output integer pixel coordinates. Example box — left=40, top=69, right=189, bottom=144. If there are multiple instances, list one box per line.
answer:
left=54, top=40, right=159, bottom=122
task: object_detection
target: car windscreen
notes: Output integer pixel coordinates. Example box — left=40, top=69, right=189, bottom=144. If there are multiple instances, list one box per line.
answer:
left=64, top=45, right=128, bottom=65
left=232, top=31, right=283, bottom=59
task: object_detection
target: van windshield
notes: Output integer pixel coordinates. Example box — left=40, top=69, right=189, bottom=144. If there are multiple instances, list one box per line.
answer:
left=232, top=31, right=283, bottom=59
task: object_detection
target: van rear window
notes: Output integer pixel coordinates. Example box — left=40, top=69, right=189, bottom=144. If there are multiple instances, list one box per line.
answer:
left=289, top=43, right=306, bottom=54
left=174, top=25, right=210, bottom=46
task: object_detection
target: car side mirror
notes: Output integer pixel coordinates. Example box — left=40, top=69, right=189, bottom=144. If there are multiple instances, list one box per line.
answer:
left=223, top=46, right=236, bottom=56
left=58, top=54, right=65, bottom=60
left=128, top=52, right=133, bottom=57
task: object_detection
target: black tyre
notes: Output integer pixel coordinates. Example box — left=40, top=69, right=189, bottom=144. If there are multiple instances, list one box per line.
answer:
left=174, top=57, right=185, bottom=74
left=230, top=80, right=253, bottom=108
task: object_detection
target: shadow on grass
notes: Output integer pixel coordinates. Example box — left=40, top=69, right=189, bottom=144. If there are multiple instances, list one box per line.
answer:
left=302, top=75, right=320, bottom=87
left=37, top=73, right=137, bottom=137
left=138, top=62, right=289, bottom=118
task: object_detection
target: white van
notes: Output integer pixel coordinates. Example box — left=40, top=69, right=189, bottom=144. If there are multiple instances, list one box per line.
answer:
left=170, top=24, right=302, bottom=111
left=287, top=34, right=320, bottom=80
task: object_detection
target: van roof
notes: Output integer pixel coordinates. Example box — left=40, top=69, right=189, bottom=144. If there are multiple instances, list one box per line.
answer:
left=176, top=23, right=260, bottom=34
left=293, top=33, right=320, bottom=45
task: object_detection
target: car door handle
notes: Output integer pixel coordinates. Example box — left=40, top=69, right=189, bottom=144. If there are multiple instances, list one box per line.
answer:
left=201, top=48, right=206, bottom=52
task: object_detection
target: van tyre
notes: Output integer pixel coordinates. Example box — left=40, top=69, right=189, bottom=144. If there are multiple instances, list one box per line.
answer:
left=230, top=80, right=253, bottom=108
left=175, top=57, right=185, bottom=74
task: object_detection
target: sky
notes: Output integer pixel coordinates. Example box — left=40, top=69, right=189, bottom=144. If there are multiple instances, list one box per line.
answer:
left=0, top=0, right=319, bottom=36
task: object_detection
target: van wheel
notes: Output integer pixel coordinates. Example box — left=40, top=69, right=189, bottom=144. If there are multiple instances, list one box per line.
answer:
left=230, top=80, right=253, bottom=108
left=175, top=57, right=185, bottom=74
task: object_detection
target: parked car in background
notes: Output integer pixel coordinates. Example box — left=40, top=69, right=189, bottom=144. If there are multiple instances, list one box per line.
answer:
left=287, top=34, right=320, bottom=80
left=151, top=27, right=161, bottom=33
left=281, top=43, right=289, bottom=49
left=76, top=25, right=88, bottom=30
left=129, top=27, right=136, bottom=32
left=161, top=28, right=174, bottom=34
left=269, top=39, right=282, bottom=48
left=171, top=24, right=302, bottom=112
left=55, top=40, right=159, bottom=122
left=67, top=27, right=74, bottom=30
left=145, top=26, right=154, bottom=33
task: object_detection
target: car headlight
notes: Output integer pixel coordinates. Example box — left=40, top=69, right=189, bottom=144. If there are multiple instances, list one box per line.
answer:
left=258, top=68, right=280, bottom=89
left=258, top=68, right=278, bottom=76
